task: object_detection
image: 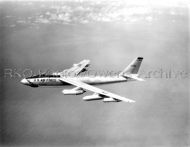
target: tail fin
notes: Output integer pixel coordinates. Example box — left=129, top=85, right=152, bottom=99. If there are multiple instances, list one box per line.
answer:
left=120, top=57, right=143, bottom=76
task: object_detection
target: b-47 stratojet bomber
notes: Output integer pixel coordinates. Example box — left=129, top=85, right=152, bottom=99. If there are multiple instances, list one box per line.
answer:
left=21, top=57, right=144, bottom=103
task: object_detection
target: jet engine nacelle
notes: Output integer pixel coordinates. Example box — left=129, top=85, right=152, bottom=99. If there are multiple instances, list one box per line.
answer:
left=62, top=89, right=85, bottom=95
left=83, top=94, right=103, bottom=101
left=103, top=97, right=121, bottom=102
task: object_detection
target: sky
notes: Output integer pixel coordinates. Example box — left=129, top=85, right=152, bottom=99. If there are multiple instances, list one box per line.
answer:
left=0, top=1, right=189, bottom=147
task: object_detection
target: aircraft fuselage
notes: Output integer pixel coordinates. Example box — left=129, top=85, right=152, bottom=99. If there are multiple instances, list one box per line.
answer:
left=21, top=75, right=132, bottom=87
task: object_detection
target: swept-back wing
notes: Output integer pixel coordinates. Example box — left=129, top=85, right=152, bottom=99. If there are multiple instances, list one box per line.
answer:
left=61, top=60, right=90, bottom=76
left=59, top=77, right=135, bottom=103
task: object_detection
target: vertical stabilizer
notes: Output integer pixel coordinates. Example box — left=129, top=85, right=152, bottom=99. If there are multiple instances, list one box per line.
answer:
left=120, top=57, right=143, bottom=76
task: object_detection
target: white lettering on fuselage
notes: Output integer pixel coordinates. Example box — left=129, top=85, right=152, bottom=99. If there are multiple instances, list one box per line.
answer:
left=31, top=78, right=58, bottom=84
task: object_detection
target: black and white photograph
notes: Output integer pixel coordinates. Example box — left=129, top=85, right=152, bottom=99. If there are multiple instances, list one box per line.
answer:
left=0, top=0, right=189, bottom=147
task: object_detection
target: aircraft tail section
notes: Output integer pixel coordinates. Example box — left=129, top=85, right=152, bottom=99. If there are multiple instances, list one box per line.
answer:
left=120, top=57, right=143, bottom=76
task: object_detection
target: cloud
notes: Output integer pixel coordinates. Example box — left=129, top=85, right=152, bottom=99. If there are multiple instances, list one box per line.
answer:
left=3, top=1, right=187, bottom=28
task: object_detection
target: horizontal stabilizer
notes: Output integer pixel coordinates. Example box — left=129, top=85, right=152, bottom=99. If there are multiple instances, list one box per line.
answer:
left=124, top=74, right=145, bottom=81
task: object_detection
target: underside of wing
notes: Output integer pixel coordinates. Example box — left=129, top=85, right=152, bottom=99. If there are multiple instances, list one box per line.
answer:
left=59, top=77, right=135, bottom=103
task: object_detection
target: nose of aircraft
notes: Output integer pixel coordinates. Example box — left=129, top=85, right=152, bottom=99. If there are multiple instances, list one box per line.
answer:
left=20, top=78, right=29, bottom=85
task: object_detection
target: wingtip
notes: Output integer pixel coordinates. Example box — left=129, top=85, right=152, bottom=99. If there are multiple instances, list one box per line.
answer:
left=83, top=59, right=90, bottom=63
left=125, top=99, right=135, bottom=103
left=139, top=78, right=145, bottom=82
left=129, top=100, right=136, bottom=103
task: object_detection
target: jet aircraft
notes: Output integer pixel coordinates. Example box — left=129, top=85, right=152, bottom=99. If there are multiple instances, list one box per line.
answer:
left=21, top=57, right=144, bottom=103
